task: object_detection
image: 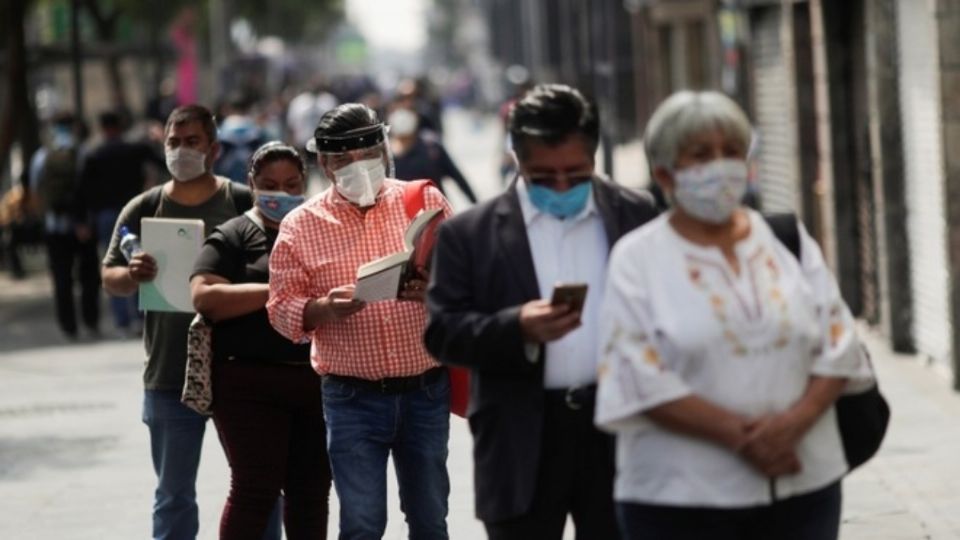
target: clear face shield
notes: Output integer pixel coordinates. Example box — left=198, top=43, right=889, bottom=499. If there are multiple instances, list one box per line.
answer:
left=306, top=123, right=396, bottom=181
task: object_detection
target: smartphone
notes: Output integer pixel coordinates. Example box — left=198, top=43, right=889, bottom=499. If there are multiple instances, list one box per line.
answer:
left=550, top=282, right=589, bottom=313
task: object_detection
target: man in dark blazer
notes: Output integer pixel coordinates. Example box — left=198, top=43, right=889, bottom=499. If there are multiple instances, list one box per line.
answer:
left=424, top=84, right=659, bottom=539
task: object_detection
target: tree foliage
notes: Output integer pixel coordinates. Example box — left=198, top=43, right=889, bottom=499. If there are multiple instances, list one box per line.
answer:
left=232, top=0, right=344, bottom=43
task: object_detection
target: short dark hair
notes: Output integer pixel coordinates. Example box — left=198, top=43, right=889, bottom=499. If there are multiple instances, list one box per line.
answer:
left=165, top=104, right=218, bottom=144
left=508, top=84, right=599, bottom=159
left=51, top=111, right=76, bottom=128
left=314, top=103, right=381, bottom=137
left=248, top=141, right=305, bottom=180
left=98, top=110, right=123, bottom=130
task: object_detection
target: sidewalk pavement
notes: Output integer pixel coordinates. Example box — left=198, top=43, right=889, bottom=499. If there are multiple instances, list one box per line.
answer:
left=2, top=267, right=959, bottom=539
left=841, top=324, right=960, bottom=539
left=3, top=109, right=960, bottom=538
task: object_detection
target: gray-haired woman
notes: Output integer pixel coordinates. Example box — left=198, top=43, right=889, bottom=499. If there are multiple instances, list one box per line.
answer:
left=594, top=90, right=873, bottom=539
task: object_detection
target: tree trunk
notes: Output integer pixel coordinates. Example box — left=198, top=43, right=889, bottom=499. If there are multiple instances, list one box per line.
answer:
left=0, top=0, right=41, bottom=188
left=83, top=0, right=128, bottom=111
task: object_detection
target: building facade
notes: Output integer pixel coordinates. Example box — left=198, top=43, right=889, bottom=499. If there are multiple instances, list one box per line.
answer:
left=475, top=0, right=960, bottom=389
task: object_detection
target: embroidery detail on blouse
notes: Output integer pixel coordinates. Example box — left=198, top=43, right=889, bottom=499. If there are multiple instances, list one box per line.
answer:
left=684, top=245, right=793, bottom=357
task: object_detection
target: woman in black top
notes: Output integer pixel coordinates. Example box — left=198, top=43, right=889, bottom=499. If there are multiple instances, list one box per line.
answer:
left=191, top=142, right=330, bottom=540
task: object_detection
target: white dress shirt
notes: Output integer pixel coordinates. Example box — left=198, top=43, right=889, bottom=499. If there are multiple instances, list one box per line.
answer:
left=595, top=210, right=874, bottom=507
left=516, top=180, right=610, bottom=389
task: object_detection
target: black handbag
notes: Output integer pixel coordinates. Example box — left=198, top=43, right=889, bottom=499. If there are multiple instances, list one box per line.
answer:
left=765, top=213, right=890, bottom=470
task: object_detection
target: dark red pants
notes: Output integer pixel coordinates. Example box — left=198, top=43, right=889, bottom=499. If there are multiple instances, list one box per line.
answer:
left=212, top=360, right=331, bottom=540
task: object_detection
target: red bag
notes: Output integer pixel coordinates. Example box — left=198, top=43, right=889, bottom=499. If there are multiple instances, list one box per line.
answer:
left=402, top=181, right=470, bottom=418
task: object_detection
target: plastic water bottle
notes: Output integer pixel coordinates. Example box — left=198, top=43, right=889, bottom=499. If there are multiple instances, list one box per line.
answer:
left=118, top=225, right=143, bottom=262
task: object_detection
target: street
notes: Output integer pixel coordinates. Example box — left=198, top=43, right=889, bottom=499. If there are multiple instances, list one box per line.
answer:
left=1, top=110, right=959, bottom=539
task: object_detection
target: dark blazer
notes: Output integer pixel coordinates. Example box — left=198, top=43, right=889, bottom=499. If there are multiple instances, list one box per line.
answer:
left=424, top=177, right=659, bottom=523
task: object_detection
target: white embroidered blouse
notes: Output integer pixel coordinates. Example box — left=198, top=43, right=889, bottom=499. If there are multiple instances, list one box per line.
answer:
left=595, top=210, right=874, bottom=508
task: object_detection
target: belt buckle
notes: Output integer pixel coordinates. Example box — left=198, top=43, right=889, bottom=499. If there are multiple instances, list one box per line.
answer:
left=380, top=379, right=390, bottom=393
left=565, top=387, right=583, bottom=411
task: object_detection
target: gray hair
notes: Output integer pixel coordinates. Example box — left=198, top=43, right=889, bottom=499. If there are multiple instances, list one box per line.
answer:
left=643, top=90, right=753, bottom=171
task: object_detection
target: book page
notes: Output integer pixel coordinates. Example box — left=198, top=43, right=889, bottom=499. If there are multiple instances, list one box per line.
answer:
left=354, top=264, right=405, bottom=303
left=139, top=218, right=205, bottom=312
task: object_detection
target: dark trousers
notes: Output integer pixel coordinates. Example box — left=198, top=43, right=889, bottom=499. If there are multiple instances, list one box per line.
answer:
left=616, top=482, right=842, bottom=540
left=213, top=360, right=332, bottom=540
left=484, top=388, right=620, bottom=540
left=45, top=232, right=100, bottom=335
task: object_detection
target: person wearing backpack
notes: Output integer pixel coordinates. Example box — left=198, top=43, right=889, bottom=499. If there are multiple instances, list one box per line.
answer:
left=29, top=112, right=100, bottom=340
left=78, top=109, right=166, bottom=336
left=100, top=105, right=281, bottom=540
left=214, top=93, right=270, bottom=184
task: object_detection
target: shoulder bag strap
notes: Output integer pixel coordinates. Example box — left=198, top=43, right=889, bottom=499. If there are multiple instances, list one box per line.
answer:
left=763, top=212, right=802, bottom=261
left=402, top=179, right=435, bottom=221
left=228, top=180, right=254, bottom=215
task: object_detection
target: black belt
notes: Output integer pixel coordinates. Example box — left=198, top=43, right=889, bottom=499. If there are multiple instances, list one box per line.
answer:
left=324, top=367, right=446, bottom=394
left=545, top=384, right=597, bottom=411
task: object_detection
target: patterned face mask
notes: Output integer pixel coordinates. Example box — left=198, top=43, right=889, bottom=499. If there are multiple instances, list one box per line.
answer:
left=255, top=190, right=305, bottom=222
left=671, top=159, right=748, bottom=224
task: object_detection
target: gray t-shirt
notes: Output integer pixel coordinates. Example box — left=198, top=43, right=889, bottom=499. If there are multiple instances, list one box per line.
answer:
left=104, top=180, right=248, bottom=390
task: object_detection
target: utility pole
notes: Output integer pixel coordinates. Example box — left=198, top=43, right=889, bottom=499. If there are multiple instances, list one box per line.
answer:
left=591, top=1, right=615, bottom=177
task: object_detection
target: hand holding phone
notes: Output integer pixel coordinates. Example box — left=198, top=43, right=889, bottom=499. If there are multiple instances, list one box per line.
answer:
left=550, top=282, right=588, bottom=313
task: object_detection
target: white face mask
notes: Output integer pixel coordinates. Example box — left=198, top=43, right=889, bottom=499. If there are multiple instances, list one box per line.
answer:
left=388, top=108, right=418, bottom=137
left=672, top=159, right=748, bottom=224
left=166, top=147, right=208, bottom=182
left=333, top=157, right=386, bottom=207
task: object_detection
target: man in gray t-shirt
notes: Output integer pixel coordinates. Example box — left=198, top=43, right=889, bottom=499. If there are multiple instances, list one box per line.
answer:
left=103, top=185, right=241, bottom=389
left=101, top=105, right=273, bottom=540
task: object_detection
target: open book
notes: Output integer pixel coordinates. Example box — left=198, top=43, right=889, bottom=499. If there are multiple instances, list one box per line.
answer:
left=354, top=207, right=444, bottom=302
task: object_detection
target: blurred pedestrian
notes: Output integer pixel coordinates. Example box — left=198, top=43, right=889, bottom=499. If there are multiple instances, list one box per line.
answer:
left=267, top=103, right=453, bottom=539
left=286, top=83, right=338, bottom=154
left=0, top=175, right=42, bottom=279
left=215, top=92, right=270, bottom=183
left=594, top=90, right=874, bottom=540
left=100, top=105, right=282, bottom=540
left=497, top=73, right=534, bottom=182
left=394, top=78, right=443, bottom=138
left=192, top=142, right=331, bottom=539
left=388, top=107, right=477, bottom=204
left=78, top=109, right=165, bottom=336
left=30, top=112, right=100, bottom=340
left=424, top=84, right=659, bottom=539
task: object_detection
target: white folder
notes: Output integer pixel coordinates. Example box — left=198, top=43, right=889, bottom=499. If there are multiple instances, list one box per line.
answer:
left=139, top=218, right=205, bottom=313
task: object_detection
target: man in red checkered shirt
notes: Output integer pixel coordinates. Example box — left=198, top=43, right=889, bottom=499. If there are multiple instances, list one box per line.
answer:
left=267, top=103, right=453, bottom=539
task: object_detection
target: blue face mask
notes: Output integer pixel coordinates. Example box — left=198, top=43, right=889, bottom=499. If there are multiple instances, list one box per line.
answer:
left=256, top=190, right=305, bottom=222
left=51, top=125, right=75, bottom=148
left=526, top=181, right=592, bottom=219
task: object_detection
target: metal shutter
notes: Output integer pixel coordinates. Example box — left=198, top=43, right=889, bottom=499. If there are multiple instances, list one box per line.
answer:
left=897, top=0, right=952, bottom=370
left=751, top=7, right=800, bottom=214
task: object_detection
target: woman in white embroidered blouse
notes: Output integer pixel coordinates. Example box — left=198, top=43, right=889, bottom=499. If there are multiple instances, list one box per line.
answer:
left=595, top=91, right=873, bottom=540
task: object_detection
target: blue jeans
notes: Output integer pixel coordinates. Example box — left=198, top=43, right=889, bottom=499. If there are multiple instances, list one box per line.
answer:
left=322, top=374, right=450, bottom=540
left=96, top=209, right=139, bottom=329
left=142, top=390, right=283, bottom=540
